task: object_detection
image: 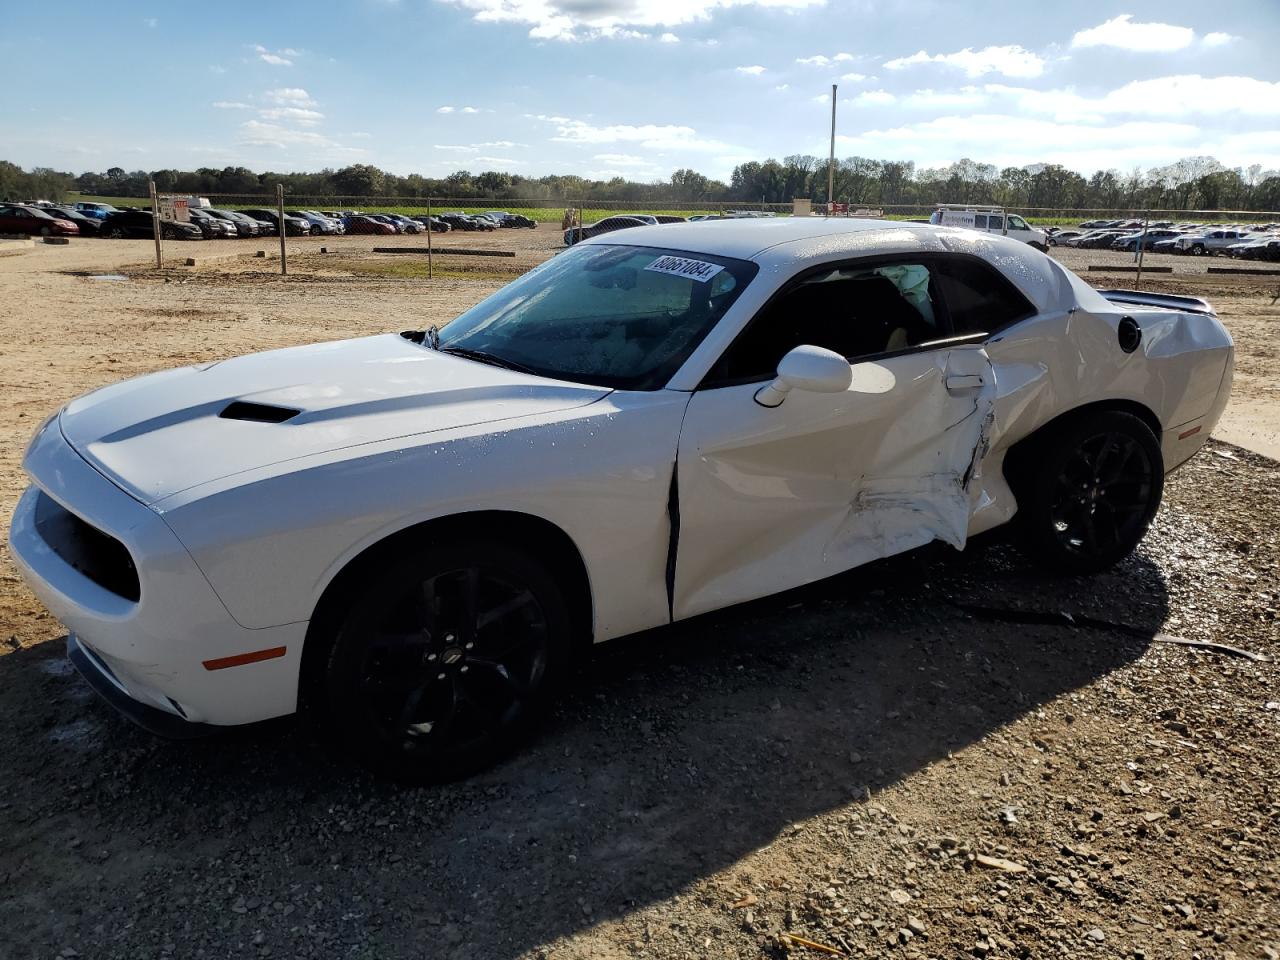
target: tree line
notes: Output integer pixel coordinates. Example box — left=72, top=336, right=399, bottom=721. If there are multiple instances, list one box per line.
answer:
left=3, top=155, right=1278, bottom=212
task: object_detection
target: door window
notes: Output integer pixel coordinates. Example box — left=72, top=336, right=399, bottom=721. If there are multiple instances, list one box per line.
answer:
left=987, top=215, right=1004, bottom=231
left=1007, top=215, right=1029, bottom=231
left=713, top=261, right=944, bottom=382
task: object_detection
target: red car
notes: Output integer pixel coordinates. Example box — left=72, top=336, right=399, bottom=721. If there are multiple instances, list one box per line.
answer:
left=342, top=215, right=396, bottom=236
left=0, top=204, right=80, bottom=237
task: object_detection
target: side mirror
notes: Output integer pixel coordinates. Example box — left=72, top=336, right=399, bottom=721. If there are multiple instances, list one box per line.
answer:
left=754, top=344, right=852, bottom=408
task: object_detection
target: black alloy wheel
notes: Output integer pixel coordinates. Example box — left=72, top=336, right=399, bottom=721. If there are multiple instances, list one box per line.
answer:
left=319, top=539, right=570, bottom=782
left=1013, top=410, right=1164, bottom=575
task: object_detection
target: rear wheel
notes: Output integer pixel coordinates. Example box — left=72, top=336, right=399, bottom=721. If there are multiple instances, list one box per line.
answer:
left=316, top=538, right=571, bottom=783
left=1190, top=244, right=1205, bottom=256
left=1012, top=410, right=1163, bottom=575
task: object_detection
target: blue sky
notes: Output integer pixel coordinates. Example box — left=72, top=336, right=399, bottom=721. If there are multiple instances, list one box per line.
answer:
left=3, top=1, right=1277, bottom=180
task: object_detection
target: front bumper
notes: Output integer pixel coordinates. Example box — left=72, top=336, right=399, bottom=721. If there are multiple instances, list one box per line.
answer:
left=11, top=420, right=307, bottom=727
left=68, top=634, right=217, bottom=739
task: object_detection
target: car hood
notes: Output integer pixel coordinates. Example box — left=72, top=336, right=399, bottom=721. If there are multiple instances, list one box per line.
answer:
left=59, top=334, right=611, bottom=506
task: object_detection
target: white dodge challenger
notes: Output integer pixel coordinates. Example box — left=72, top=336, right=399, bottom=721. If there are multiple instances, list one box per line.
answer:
left=12, top=218, right=1233, bottom=780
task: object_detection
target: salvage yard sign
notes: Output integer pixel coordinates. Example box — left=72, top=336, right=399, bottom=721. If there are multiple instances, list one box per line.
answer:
left=157, top=196, right=189, bottom=222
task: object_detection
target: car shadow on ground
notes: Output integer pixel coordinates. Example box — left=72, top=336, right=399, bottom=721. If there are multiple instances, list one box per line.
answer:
left=0, top=536, right=1168, bottom=959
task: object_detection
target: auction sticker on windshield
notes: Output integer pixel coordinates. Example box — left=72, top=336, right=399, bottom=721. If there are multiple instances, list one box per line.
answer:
left=644, top=255, right=725, bottom=282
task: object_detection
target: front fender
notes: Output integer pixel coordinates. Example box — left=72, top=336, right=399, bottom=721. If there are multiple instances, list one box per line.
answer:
left=156, top=390, right=690, bottom=643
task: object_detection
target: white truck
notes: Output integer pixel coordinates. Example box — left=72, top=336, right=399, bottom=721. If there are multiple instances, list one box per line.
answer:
left=1173, top=229, right=1253, bottom=256
left=929, top=205, right=1049, bottom=251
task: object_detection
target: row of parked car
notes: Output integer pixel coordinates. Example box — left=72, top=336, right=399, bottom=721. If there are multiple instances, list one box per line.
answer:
left=1046, top=219, right=1280, bottom=261
left=0, top=200, right=540, bottom=241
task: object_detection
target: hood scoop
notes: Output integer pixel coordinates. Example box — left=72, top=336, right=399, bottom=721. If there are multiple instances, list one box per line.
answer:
left=218, top=401, right=300, bottom=424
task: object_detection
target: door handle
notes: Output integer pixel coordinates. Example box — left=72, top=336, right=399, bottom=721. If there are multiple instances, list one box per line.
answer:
left=945, top=374, right=984, bottom=392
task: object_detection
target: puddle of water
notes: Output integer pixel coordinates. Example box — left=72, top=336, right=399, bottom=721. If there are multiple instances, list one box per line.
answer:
left=88, top=274, right=128, bottom=281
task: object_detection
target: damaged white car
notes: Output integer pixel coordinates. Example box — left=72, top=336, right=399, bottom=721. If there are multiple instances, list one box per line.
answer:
left=12, top=218, right=1233, bottom=780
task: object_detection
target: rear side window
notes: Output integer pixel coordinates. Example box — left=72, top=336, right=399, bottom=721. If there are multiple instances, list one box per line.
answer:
left=933, top=257, right=1035, bottom=336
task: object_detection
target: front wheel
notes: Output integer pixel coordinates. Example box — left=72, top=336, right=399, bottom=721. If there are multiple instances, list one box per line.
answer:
left=1190, top=244, right=1205, bottom=256
left=316, top=538, right=571, bottom=783
left=1012, top=410, right=1164, bottom=575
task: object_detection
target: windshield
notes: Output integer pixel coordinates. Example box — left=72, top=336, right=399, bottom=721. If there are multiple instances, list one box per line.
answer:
left=438, top=243, right=758, bottom=390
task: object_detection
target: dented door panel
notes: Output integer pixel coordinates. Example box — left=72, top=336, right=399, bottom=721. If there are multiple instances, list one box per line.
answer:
left=673, top=346, right=995, bottom=620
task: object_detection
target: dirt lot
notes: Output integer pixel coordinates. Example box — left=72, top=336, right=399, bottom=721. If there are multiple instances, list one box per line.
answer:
left=0, top=233, right=1278, bottom=960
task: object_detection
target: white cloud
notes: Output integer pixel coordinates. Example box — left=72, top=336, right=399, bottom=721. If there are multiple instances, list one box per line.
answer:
left=435, top=0, right=823, bottom=41
left=850, top=90, right=896, bottom=105
left=212, top=100, right=253, bottom=110
left=659, top=32, right=680, bottom=42
left=774, top=83, right=789, bottom=91
left=736, top=64, right=766, bottom=75
left=834, top=113, right=1204, bottom=172
left=795, top=52, right=854, bottom=66
left=474, top=156, right=523, bottom=165
left=253, top=45, right=296, bottom=66
left=592, top=152, right=656, bottom=166
left=238, top=120, right=333, bottom=148
left=839, top=72, right=868, bottom=82
left=435, top=144, right=478, bottom=151
left=902, top=87, right=986, bottom=109
left=437, top=106, right=455, bottom=113
left=143, top=17, right=158, bottom=27
left=259, top=106, right=325, bottom=124
left=884, top=45, right=1044, bottom=78
left=266, top=87, right=316, bottom=106
left=536, top=115, right=731, bottom=152
left=461, top=106, right=482, bottom=113
left=1070, top=15, right=1194, bottom=52
left=1202, top=31, right=1239, bottom=47
left=985, top=76, right=1280, bottom=121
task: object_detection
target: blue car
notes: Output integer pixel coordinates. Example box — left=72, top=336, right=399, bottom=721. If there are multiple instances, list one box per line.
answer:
left=73, top=202, right=119, bottom=220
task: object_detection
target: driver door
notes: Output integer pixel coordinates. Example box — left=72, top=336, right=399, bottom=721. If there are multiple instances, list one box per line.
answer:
left=672, top=257, right=996, bottom=620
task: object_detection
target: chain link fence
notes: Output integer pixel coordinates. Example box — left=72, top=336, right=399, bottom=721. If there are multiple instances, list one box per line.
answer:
left=89, top=192, right=1280, bottom=226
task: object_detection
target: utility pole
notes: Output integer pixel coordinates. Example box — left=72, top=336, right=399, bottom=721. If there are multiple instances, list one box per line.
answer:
left=827, top=83, right=837, bottom=211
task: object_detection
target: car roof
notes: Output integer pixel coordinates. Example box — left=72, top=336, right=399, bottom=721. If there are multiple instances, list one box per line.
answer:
left=585, top=217, right=1089, bottom=315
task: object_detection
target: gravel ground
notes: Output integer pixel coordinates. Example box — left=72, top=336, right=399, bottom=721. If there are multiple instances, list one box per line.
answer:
left=0, top=234, right=1278, bottom=960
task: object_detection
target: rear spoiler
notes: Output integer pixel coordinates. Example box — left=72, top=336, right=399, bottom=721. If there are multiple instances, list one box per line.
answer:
left=1095, top=289, right=1215, bottom=316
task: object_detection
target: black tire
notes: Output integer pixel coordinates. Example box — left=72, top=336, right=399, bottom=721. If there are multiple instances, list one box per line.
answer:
left=1190, top=244, right=1205, bottom=256
left=1011, top=410, right=1164, bottom=576
left=315, top=537, right=571, bottom=783
left=106, top=227, right=124, bottom=239
left=39, top=225, right=52, bottom=237
left=309, top=225, right=321, bottom=236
